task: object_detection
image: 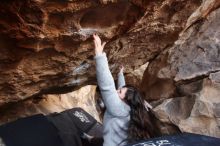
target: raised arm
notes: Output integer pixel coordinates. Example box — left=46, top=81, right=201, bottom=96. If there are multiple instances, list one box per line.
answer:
left=93, top=34, right=129, bottom=117
left=117, top=66, right=126, bottom=89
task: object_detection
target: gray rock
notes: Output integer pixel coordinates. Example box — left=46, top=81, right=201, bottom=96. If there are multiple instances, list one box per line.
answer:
left=153, top=74, right=220, bottom=138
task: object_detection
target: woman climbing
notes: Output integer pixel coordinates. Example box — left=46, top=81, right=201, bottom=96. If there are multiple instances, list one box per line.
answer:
left=93, top=34, right=159, bottom=146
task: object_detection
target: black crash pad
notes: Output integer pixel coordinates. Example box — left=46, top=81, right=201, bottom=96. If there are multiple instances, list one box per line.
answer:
left=47, top=107, right=103, bottom=146
left=126, top=133, right=220, bottom=146
left=0, top=114, right=64, bottom=146
left=0, top=108, right=104, bottom=146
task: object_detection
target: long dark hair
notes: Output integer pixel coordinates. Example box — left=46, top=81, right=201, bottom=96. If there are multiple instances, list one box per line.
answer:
left=123, top=85, right=159, bottom=143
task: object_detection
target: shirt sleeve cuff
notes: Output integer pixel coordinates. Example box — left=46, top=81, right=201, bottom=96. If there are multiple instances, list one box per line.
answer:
left=94, top=52, right=106, bottom=60
left=118, top=71, right=123, bottom=76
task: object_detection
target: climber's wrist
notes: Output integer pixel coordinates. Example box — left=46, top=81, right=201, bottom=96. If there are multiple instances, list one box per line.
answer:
left=95, top=50, right=103, bottom=56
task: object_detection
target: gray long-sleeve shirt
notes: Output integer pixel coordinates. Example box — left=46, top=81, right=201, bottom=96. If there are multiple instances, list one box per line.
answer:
left=95, top=53, right=130, bottom=146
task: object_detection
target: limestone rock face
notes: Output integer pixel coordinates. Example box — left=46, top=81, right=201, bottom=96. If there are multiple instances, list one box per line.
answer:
left=0, top=0, right=201, bottom=106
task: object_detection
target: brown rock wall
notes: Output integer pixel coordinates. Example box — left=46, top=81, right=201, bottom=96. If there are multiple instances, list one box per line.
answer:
left=0, top=0, right=142, bottom=106
left=141, top=2, right=220, bottom=100
left=153, top=72, right=220, bottom=137
left=0, top=0, right=201, bottom=107
left=1, top=0, right=219, bottom=139
left=142, top=0, right=220, bottom=138
left=0, top=85, right=100, bottom=125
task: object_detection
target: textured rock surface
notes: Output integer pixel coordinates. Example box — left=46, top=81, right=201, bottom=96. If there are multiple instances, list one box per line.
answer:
left=141, top=1, right=220, bottom=100
left=0, top=85, right=100, bottom=125
left=0, top=0, right=201, bottom=106
left=1, top=0, right=220, bottom=139
left=142, top=0, right=220, bottom=138
left=153, top=72, right=220, bottom=137
left=0, top=0, right=142, bottom=106
left=0, top=63, right=148, bottom=125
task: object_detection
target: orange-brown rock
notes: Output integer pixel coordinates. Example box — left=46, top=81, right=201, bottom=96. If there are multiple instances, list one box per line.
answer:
left=1, top=0, right=220, bottom=139
left=0, top=0, right=201, bottom=107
